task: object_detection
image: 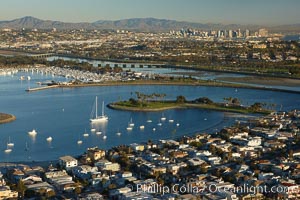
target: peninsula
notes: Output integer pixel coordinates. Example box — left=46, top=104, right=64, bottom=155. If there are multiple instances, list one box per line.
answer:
left=0, top=112, right=16, bottom=124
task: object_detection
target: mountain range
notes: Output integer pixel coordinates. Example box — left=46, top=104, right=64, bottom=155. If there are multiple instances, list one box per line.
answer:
left=0, top=16, right=299, bottom=32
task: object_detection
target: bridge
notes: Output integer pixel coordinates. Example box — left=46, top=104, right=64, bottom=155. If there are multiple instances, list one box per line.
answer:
left=28, top=53, right=55, bottom=58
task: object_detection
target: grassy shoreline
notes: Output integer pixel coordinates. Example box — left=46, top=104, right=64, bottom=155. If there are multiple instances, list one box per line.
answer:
left=0, top=113, right=16, bottom=124
left=108, top=101, right=271, bottom=114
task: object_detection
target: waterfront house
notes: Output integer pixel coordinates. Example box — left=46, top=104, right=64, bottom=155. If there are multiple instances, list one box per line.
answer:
left=130, top=143, right=145, bottom=152
left=87, top=147, right=106, bottom=161
left=59, top=155, right=78, bottom=170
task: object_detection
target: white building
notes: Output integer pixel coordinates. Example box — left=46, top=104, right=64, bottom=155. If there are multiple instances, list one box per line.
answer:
left=95, top=160, right=120, bottom=172
left=59, top=156, right=78, bottom=170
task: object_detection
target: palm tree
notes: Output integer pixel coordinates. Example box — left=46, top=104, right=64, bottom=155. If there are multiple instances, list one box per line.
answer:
left=16, top=180, right=26, bottom=199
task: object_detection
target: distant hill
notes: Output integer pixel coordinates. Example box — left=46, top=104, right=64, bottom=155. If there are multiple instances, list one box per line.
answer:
left=0, top=16, right=95, bottom=30
left=0, top=16, right=299, bottom=32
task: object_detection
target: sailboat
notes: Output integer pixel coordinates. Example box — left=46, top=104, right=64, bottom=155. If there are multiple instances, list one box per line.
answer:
left=161, top=113, right=166, bottom=121
left=96, top=131, right=102, bottom=135
left=25, top=142, right=29, bottom=151
left=4, top=147, right=12, bottom=153
left=129, top=118, right=134, bottom=127
left=90, top=96, right=108, bottom=123
left=46, top=137, right=53, bottom=142
left=7, top=137, right=14, bottom=147
left=83, top=129, right=89, bottom=137
left=77, top=135, right=83, bottom=145
left=28, top=129, right=37, bottom=136
left=4, top=142, right=12, bottom=153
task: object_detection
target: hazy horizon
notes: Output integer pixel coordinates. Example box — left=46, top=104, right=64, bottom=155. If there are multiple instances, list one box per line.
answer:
left=0, top=0, right=300, bottom=26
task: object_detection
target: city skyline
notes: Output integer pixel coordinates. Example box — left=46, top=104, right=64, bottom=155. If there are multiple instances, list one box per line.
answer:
left=0, top=0, right=300, bottom=25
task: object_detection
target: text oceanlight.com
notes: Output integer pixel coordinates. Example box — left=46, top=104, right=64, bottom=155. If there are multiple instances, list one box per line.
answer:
left=130, top=183, right=298, bottom=195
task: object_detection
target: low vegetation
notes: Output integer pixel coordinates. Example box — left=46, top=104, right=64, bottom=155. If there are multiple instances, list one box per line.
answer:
left=109, top=92, right=272, bottom=114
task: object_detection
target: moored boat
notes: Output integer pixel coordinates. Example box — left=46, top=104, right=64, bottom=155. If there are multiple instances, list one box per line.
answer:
left=90, top=96, right=108, bottom=123
left=46, top=137, right=53, bottom=142
left=28, top=129, right=37, bottom=136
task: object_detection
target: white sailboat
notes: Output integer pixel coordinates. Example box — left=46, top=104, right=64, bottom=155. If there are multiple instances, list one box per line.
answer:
left=129, top=118, right=134, bottom=127
left=7, top=137, right=14, bottom=147
left=96, top=131, right=102, bottom=135
left=161, top=113, right=166, bottom=121
left=77, top=135, right=83, bottom=145
left=90, top=96, right=108, bottom=123
left=83, top=133, right=89, bottom=137
left=83, top=129, right=89, bottom=137
left=4, top=147, right=12, bottom=153
left=28, top=129, right=37, bottom=136
left=46, top=137, right=53, bottom=142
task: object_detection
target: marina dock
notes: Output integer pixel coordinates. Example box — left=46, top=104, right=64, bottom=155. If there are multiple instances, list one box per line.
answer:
left=25, top=85, right=59, bottom=92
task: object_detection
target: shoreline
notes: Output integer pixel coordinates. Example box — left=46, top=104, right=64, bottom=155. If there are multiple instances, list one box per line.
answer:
left=108, top=102, right=271, bottom=114
left=0, top=113, right=16, bottom=124
left=25, top=80, right=300, bottom=94
left=216, top=76, right=300, bottom=87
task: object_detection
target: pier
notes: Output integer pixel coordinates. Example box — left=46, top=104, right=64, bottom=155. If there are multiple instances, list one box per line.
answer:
left=25, top=85, right=59, bottom=92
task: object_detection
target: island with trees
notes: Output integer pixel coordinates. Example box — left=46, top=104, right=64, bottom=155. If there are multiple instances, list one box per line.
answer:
left=108, top=92, right=272, bottom=114
left=0, top=112, right=16, bottom=124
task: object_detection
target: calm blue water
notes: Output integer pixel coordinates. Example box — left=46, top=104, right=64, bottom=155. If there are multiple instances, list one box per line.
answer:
left=1, top=72, right=300, bottom=162
left=282, top=35, right=300, bottom=41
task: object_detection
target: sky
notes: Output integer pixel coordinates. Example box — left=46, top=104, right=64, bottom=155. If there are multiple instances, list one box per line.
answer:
left=0, top=0, right=299, bottom=25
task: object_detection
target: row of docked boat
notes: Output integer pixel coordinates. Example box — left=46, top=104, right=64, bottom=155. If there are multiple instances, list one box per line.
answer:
left=126, top=117, right=180, bottom=132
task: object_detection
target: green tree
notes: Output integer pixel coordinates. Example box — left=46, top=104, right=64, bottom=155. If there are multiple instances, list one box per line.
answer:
left=16, top=180, right=26, bottom=199
left=176, top=95, right=186, bottom=104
